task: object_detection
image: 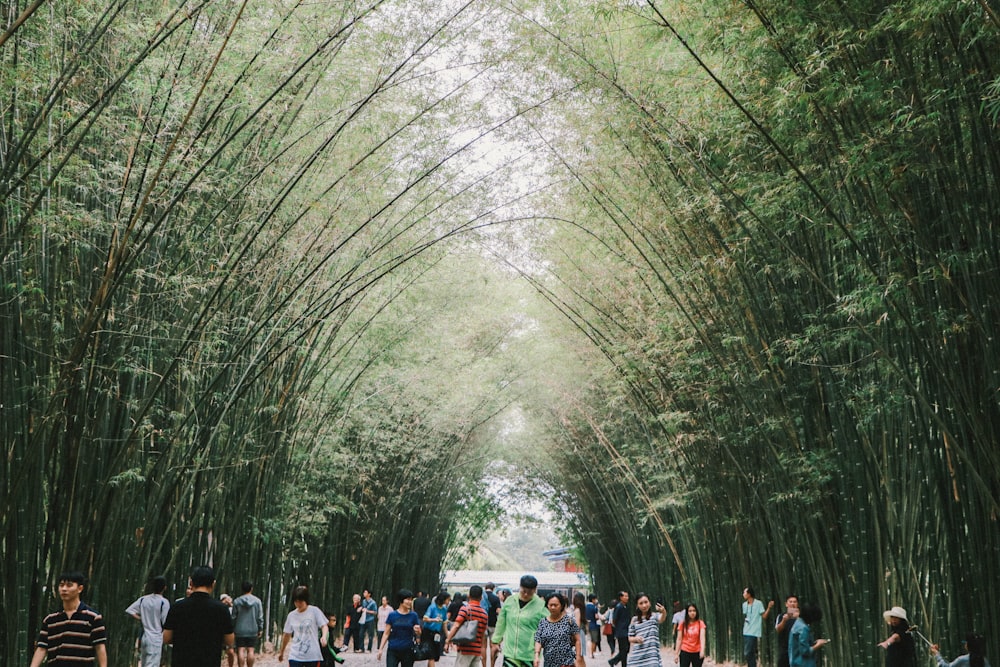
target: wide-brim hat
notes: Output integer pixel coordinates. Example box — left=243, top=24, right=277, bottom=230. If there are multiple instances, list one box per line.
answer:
left=883, top=606, right=908, bottom=623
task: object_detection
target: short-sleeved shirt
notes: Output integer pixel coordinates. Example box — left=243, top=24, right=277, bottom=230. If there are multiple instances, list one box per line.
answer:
left=585, top=603, right=599, bottom=630
left=125, top=593, right=169, bottom=643
left=164, top=591, right=235, bottom=667
left=386, top=610, right=421, bottom=652
left=627, top=613, right=662, bottom=667
left=36, top=602, right=107, bottom=665
left=678, top=619, right=706, bottom=653
left=742, top=599, right=765, bottom=637
left=363, top=598, right=378, bottom=624
left=283, top=605, right=327, bottom=661
left=485, top=591, right=502, bottom=627
left=535, top=615, right=580, bottom=667
left=453, top=601, right=489, bottom=656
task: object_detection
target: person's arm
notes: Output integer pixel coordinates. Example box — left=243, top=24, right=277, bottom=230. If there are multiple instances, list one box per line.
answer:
left=444, top=609, right=465, bottom=648
left=377, top=625, right=391, bottom=658
left=93, top=644, right=108, bottom=667
left=628, top=618, right=643, bottom=644
left=879, top=632, right=901, bottom=649
left=278, top=632, right=292, bottom=661
left=574, top=627, right=586, bottom=667
left=162, top=629, right=173, bottom=645
left=656, top=605, right=668, bottom=624
left=762, top=600, right=775, bottom=621
left=224, top=632, right=236, bottom=652
left=256, top=601, right=264, bottom=635
left=699, top=623, right=706, bottom=659
left=29, top=646, right=47, bottom=667
left=534, top=640, right=543, bottom=667
left=674, top=625, right=682, bottom=660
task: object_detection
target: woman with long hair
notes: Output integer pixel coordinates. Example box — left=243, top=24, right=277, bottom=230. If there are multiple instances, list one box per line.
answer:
left=932, top=633, right=991, bottom=667
left=627, top=593, right=668, bottom=667
left=572, top=592, right=589, bottom=660
left=788, top=603, right=828, bottom=667
left=674, top=603, right=707, bottom=667
left=534, top=593, right=585, bottom=667
left=277, top=586, right=329, bottom=667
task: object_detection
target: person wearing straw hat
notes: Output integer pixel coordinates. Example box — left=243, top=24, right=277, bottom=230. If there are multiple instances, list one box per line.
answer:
left=878, top=607, right=917, bottom=667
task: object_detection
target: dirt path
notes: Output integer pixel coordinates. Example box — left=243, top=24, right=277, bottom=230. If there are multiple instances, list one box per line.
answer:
left=241, top=645, right=726, bottom=667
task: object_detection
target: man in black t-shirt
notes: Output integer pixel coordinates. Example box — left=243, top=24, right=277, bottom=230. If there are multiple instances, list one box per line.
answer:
left=607, top=591, right=631, bottom=667
left=163, top=566, right=235, bottom=667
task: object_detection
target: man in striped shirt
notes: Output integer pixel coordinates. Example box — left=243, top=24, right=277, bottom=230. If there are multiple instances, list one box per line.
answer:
left=446, top=585, right=491, bottom=667
left=30, top=571, right=108, bottom=667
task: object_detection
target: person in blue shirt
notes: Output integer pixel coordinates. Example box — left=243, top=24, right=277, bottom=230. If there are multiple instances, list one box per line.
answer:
left=586, top=595, right=601, bottom=657
left=741, top=587, right=774, bottom=667
left=788, top=603, right=828, bottom=667
left=378, top=589, right=423, bottom=667
left=421, top=591, right=451, bottom=667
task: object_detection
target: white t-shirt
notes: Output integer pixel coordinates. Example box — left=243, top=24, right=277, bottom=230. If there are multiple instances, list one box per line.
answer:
left=672, top=610, right=685, bottom=627
left=283, top=605, right=327, bottom=661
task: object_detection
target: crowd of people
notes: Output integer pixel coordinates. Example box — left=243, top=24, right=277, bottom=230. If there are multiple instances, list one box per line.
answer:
left=28, top=569, right=991, bottom=667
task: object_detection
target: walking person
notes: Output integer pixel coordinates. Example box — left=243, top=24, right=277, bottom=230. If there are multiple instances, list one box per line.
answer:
left=878, top=607, right=917, bottom=667
left=774, top=595, right=799, bottom=667
left=788, top=603, right=828, bottom=667
left=324, top=613, right=346, bottom=665
left=347, top=593, right=364, bottom=653
left=126, top=575, right=169, bottom=667
left=931, top=632, right=991, bottom=667
left=586, top=595, right=601, bottom=657
left=608, top=591, right=632, bottom=667
left=378, top=596, right=394, bottom=640
left=485, top=583, right=503, bottom=667
left=445, top=585, right=490, bottom=667
left=674, top=603, right=706, bottom=667
left=30, top=571, right=108, bottom=667
left=277, top=585, right=329, bottom=666
left=572, top=593, right=589, bottom=661
left=626, top=593, right=667, bottom=667
left=378, top=589, right=423, bottom=667
left=363, top=589, right=379, bottom=652
left=533, top=593, right=585, bottom=667
left=232, top=581, right=265, bottom=667
left=493, top=575, right=548, bottom=667
left=422, top=591, right=451, bottom=667
left=162, top=565, right=236, bottom=667
left=741, top=587, right=774, bottom=667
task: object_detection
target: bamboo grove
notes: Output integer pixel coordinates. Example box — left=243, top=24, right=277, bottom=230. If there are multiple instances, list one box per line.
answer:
left=2, top=1, right=999, bottom=667
left=510, top=0, right=1000, bottom=665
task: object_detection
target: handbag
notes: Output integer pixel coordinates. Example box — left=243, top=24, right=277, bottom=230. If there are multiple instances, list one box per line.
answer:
left=602, top=622, right=613, bottom=636
left=411, top=641, right=435, bottom=661
left=452, top=618, right=479, bottom=645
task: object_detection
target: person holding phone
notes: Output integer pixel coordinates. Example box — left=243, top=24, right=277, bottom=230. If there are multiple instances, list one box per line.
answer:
left=626, top=593, right=668, bottom=667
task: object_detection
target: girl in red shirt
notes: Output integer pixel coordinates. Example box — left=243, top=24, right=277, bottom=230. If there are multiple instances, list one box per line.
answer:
left=674, top=603, right=707, bottom=667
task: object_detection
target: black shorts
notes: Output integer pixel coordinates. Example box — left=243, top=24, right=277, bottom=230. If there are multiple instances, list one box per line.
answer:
left=235, top=636, right=258, bottom=649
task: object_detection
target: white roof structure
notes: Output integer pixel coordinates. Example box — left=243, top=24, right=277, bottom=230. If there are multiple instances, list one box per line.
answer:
left=442, top=569, right=591, bottom=591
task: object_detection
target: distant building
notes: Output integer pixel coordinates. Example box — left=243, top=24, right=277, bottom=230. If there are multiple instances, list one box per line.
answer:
left=442, top=569, right=591, bottom=598
left=542, top=548, right=585, bottom=573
